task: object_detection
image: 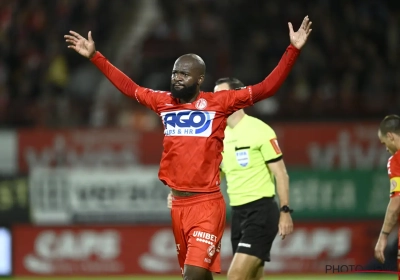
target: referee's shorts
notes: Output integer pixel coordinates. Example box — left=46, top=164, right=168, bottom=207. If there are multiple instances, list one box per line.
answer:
left=230, top=196, right=279, bottom=262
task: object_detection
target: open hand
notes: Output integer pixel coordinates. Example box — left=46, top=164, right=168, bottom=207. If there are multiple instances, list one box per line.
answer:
left=288, top=16, right=312, bottom=49
left=278, top=213, right=293, bottom=240
left=64, top=31, right=96, bottom=59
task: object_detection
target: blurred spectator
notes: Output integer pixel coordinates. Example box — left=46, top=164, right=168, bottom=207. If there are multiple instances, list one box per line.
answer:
left=1, top=0, right=127, bottom=128
left=2, top=0, right=399, bottom=128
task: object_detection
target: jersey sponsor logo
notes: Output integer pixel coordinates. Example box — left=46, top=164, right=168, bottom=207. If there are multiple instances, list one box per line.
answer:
left=235, top=150, right=249, bottom=167
left=270, top=138, right=282, bottom=154
left=161, top=110, right=215, bottom=137
left=192, top=231, right=217, bottom=242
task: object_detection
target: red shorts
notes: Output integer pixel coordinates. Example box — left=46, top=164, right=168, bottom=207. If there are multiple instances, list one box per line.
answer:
left=171, top=191, right=226, bottom=274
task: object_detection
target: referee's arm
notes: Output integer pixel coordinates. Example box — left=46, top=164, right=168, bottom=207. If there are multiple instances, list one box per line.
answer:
left=260, top=129, right=293, bottom=239
left=267, top=159, right=289, bottom=206
left=260, top=134, right=289, bottom=207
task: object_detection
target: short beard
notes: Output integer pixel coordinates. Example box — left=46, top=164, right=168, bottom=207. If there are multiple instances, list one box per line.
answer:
left=170, top=83, right=198, bottom=100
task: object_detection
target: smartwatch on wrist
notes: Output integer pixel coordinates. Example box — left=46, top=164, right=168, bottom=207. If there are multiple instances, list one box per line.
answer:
left=280, top=205, right=294, bottom=213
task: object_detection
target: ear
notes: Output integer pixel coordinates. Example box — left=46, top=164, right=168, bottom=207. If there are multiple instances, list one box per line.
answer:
left=198, top=75, right=205, bottom=86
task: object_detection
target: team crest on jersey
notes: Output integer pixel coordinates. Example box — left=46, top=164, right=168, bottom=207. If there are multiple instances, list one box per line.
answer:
left=195, top=98, right=207, bottom=110
left=236, top=150, right=250, bottom=167
left=207, top=244, right=216, bottom=257
left=161, top=110, right=216, bottom=137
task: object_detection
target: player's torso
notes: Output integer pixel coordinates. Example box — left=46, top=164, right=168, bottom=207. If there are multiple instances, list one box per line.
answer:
left=387, top=152, right=400, bottom=199
left=156, top=92, right=227, bottom=191
left=387, top=152, right=400, bottom=179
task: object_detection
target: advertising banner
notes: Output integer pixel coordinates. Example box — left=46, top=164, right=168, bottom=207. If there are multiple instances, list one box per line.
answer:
left=136, top=122, right=389, bottom=169
left=29, top=167, right=171, bottom=225
left=270, top=122, right=387, bottom=169
left=223, top=169, right=389, bottom=221
left=141, top=122, right=389, bottom=170
left=17, top=122, right=389, bottom=172
left=29, top=167, right=388, bottom=224
left=0, top=131, right=17, bottom=175
left=13, top=221, right=382, bottom=276
left=0, top=176, right=30, bottom=224
left=281, top=169, right=388, bottom=220
left=17, top=129, right=141, bottom=174
left=0, top=227, right=12, bottom=276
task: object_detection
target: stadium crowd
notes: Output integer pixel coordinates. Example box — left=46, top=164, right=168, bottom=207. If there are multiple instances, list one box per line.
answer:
left=1, top=0, right=398, bottom=128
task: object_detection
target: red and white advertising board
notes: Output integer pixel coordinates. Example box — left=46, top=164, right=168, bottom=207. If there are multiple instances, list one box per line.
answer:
left=13, top=221, right=381, bottom=276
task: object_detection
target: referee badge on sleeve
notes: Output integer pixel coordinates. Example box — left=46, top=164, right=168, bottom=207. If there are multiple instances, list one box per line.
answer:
left=270, top=138, right=282, bottom=154
left=235, top=150, right=250, bottom=167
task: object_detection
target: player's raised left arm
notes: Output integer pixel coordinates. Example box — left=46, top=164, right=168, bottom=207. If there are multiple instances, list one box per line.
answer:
left=374, top=195, right=400, bottom=263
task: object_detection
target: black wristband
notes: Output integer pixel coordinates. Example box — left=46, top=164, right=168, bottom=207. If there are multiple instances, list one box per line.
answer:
left=381, top=231, right=390, bottom=235
left=280, top=205, right=293, bottom=213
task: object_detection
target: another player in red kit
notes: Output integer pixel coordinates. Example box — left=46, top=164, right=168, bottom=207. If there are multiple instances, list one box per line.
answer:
left=375, top=115, right=400, bottom=278
left=65, top=16, right=312, bottom=280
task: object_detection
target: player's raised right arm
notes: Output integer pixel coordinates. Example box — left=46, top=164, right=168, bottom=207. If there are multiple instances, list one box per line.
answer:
left=64, top=30, right=159, bottom=111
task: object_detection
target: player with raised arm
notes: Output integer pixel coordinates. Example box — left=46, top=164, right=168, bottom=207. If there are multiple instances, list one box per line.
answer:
left=374, top=115, right=400, bottom=279
left=65, top=16, right=312, bottom=280
left=169, top=77, right=293, bottom=280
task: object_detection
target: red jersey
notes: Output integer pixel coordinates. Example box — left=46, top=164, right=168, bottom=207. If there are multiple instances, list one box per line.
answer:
left=90, top=45, right=300, bottom=192
left=388, top=151, right=400, bottom=198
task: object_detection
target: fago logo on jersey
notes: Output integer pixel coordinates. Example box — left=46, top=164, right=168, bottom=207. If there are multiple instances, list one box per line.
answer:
left=161, top=110, right=216, bottom=137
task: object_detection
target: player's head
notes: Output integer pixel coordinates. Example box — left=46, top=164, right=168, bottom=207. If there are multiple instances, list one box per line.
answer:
left=171, top=54, right=205, bottom=100
left=378, top=115, right=400, bottom=155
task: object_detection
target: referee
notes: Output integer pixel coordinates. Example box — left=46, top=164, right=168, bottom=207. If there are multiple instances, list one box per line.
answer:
left=217, top=77, right=293, bottom=280
left=167, top=77, right=293, bottom=280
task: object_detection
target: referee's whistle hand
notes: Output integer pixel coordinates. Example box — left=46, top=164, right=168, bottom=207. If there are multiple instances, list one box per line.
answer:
left=278, top=213, right=293, bottom=240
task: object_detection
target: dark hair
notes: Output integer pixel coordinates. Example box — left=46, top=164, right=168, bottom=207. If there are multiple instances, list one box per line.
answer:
left=215, top=77, right=244, bottom=90
left=379, top=115, right=400, bottom=135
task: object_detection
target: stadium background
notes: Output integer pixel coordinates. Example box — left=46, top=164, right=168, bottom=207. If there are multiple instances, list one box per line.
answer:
left=0, top=0, right=399, bottom=279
